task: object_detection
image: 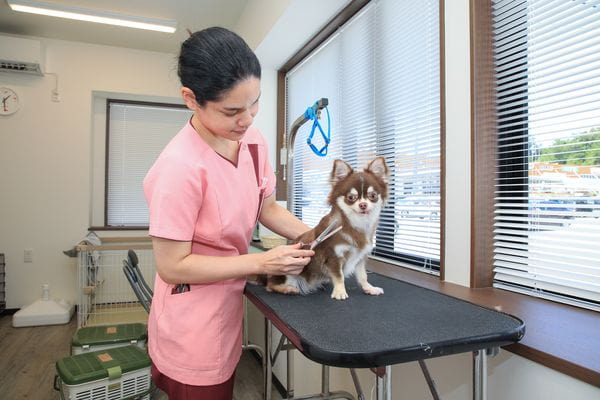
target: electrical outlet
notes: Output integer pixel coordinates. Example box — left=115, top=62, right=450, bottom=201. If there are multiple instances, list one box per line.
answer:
left=24, top=248, right=33, bottom=263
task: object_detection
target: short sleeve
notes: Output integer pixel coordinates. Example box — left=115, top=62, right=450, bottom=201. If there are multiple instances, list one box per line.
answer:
left=144, top=158, right=204, bottom=241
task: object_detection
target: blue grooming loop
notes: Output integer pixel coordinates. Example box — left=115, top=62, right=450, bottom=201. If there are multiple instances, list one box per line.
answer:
left=304, top=100, right=331, bottom=157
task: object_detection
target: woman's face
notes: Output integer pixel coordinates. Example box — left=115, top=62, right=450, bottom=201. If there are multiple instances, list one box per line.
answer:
left=190, top=77, right=261, bottom=142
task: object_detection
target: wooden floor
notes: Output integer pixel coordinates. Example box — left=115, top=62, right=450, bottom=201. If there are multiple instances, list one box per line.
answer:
left=0, top=314, right=281, bottom=400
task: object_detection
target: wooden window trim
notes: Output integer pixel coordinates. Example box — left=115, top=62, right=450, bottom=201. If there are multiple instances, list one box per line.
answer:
left=469, top=0, right=496, bottom=288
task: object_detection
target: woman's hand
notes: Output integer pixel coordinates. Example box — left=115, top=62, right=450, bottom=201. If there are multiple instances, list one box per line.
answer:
left=259, top=242, right=314, bottom=276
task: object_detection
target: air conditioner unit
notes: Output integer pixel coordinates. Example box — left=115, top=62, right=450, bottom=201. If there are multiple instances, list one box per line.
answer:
left=0, top=35, right=45, bottom=75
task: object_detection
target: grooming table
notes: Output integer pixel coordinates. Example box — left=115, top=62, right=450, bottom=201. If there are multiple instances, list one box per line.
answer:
left=245, top=273, right=525, bottom=400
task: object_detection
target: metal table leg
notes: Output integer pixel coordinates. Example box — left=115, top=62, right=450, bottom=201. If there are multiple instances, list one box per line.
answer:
left=260, top=320, right=382, bottom=400
left=418, top=360, right=440, bottom=400
left=264, top=318, right=272, bottom=400
left=375, top=366, right=392, bottom=400
left=242, top=299, right=265, bottom=358
left=242, top=297, right=269, bottom=400
left=473, top=349, right=487, bottom=400
left=350, top=368, right=366, bottom=400
left=287, top=337, right=295, bottom=398
left=283, top=363, right=354, bottom=400
left=322, top=365, right=331, bottom=395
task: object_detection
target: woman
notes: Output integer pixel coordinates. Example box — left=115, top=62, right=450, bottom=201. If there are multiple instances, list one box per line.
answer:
left=144, top=27, right=314, bottom=399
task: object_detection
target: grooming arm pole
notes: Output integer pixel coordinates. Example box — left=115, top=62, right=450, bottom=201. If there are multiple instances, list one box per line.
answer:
left=284, top=98, right=329, bottom=212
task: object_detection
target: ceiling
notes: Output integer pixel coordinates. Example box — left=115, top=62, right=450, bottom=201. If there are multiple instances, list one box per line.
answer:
left=0, top=0, right=253, bottom=54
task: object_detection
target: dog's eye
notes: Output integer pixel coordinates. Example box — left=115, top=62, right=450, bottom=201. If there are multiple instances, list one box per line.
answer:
left=346, top=194, right=358, bottom=203
left=368, top=192, right=378, bottom=201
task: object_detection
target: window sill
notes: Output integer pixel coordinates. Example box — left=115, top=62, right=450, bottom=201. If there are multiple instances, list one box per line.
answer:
left=89, top=226, right=149, bottom=231
left=367, top=258, right=600, bottom=387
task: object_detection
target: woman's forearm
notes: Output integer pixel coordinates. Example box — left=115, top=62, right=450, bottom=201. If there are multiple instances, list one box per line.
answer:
left=152, top=237, right=263, bottom=284
left=152, top=235, right=313, bottom=285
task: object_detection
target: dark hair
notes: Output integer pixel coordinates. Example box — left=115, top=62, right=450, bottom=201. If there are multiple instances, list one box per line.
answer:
left=178, top=27, right=261, bottom=107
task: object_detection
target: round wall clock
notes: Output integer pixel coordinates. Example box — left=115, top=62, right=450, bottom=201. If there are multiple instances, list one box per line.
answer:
left=0, top=87, right=20, bottom=116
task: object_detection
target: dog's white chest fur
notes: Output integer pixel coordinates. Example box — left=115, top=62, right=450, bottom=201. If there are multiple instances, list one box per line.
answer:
left=333, top=196, right=381, bottom=278
left=340, top=243, right=372, bottom=277
left=333, top=232, right=372, bottom=277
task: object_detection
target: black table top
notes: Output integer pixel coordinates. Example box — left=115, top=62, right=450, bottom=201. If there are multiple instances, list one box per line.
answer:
left=244, top=273, right=525, bottom=368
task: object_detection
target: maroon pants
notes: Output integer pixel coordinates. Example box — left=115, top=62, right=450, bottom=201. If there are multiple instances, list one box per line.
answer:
left=151, top=363, right=235, bottom=400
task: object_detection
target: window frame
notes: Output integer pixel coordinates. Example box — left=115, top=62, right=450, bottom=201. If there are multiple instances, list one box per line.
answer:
left=99, top=98, right=189, bottom=230
left=276, top=0, right=446, bottom=278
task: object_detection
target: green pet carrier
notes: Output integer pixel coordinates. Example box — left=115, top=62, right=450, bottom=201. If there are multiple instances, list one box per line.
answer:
left=55, top=345, right=151, bottom=400
left=71, top=323, right=147, bottom=355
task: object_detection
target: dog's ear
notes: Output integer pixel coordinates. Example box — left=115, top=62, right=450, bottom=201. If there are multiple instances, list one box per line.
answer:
left=366, top=157, right=390, bottom=183
left=330, top=160, right=353, bottom=185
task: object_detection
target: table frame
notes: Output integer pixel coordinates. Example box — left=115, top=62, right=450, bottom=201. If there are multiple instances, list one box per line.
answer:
left=259, top=318, right=498, bottom=400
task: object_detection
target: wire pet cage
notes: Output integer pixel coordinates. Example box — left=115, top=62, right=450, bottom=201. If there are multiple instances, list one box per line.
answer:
left=77, top=238, right=155, bottom=328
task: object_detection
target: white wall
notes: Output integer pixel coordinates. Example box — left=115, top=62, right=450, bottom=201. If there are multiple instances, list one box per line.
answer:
left=0, top=35, right=180, bottom=308
left=443, top=0, right=472, bottom=287
left=235, top=0, right=291, bottom=50
left=251, top=67, right=279, bottom=170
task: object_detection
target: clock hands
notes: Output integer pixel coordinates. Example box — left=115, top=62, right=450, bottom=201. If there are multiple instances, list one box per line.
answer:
left=2, top=95, right=10, bottom=112
left=1, top=90, right=17, bottom=114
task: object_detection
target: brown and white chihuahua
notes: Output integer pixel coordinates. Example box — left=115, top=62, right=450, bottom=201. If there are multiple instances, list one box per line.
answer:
left=267, top=157, right=389, bottom=300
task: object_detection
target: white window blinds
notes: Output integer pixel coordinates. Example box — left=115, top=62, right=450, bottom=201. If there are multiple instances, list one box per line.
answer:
left=107, top=101, right=191, bottom=227
left=286, top=0, right=440, bottom=273
left=492, top=0, right=600, bottom=311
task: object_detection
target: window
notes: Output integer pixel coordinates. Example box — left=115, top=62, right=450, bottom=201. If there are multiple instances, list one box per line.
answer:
left=491, top=0, right=600, bottom=311
left=285, top=0, right=441, bottom=274
left=106, top=100, right=191, bottom=227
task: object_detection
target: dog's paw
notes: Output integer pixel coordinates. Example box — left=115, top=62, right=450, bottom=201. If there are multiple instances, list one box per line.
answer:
left=268, top=283, right=300, bottom=295
left=331, top=287, right=349, bottom=300
left=362, top=285, right=384, bottom=296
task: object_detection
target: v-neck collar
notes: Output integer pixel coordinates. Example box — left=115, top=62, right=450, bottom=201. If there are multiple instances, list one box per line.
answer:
left=214, top=142, right=243, bottom=168
left=187, top=118, right=246, bottom=168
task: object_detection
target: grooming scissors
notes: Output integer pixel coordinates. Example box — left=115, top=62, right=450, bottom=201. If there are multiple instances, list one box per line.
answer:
left=306, top=220, right=342, bottom=250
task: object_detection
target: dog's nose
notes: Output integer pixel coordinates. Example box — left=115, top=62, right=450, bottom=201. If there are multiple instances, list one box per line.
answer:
left=359, top=202, right=368, bottom=210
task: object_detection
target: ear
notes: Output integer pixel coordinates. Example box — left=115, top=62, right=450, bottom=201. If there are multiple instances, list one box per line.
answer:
left=366, top=157, right=390, bottom=183
left=330, top=160, right=353, bottom=186
left=181, top=87, right=200, bottom=112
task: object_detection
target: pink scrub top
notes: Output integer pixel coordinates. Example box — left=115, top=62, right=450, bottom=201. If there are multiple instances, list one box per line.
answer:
left=143, top=120, right=275, bottom=385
